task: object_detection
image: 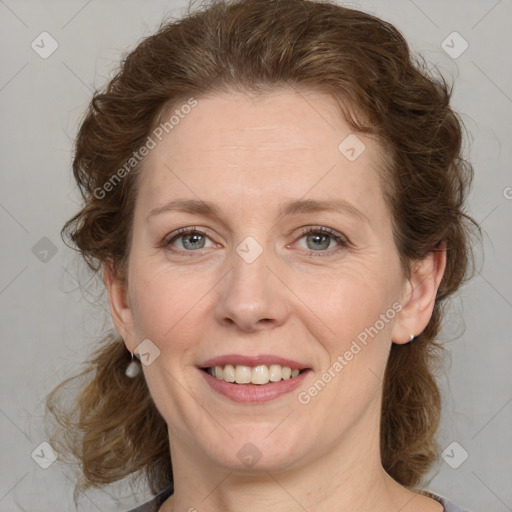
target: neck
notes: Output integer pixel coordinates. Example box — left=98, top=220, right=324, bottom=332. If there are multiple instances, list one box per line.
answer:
left=161, top=400, right=424, bottom=512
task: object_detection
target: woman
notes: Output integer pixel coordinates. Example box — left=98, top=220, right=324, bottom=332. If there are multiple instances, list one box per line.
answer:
left=45, top=0, right=478, bottom=510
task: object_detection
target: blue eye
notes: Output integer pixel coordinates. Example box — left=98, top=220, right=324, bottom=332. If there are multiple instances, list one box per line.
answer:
left=164, top=227, right=215, bottom=251
left=295, top=227, right=348, bottom=255
left=161, top=226, right=349, bottom=256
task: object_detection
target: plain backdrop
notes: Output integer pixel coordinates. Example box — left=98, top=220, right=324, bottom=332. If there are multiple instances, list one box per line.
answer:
left=0, top=0, right=511, bottom=511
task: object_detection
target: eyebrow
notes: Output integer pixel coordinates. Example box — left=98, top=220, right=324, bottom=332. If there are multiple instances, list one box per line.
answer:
left=145, top=198, right=369, bottom=224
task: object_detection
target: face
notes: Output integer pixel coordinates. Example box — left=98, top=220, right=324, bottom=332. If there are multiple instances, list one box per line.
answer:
left=107, top=88, right=422, bottom=474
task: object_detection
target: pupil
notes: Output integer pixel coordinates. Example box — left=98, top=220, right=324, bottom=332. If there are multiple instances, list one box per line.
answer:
left=184, top=232, right=204, bottom=249
left=308, top=233, right=329, bottom=250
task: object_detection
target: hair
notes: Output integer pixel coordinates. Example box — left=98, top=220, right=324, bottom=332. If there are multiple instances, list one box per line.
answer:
left=45, top=0, right=479, bottom=505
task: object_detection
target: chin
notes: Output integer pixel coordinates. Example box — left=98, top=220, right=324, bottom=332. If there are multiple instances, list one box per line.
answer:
left=202, top=425, right=308, bottom=472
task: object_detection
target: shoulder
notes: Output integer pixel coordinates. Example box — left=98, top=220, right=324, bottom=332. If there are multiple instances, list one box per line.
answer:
left=125, top=487, right=470, bottom=512
left=125, top=486, right=173, bottom=512
left=422, top=490, right=471, bottom=512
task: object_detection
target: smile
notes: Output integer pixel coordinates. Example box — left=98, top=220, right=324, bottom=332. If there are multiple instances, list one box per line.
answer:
left=198, top=355, right=312, bottom=403
left=204, top=364, right=304, bottom=385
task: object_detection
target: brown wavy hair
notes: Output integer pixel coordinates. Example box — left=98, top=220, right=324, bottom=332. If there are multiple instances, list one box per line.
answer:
left=44, top=0, right=479, bottom=505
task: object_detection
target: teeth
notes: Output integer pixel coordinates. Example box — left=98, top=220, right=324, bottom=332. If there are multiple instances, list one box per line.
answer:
left=207, top=364, right=303, bottom=385
left=223, top=364, right=235, bottom=382
left=269, top=364, right=282, bottom=382
left=235, top=365, right=251, bottom=384
left=251, top=365, right=269, bottom=385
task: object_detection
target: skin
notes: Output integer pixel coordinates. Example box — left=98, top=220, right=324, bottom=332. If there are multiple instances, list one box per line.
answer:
left=105, top=88, right=446, bottom=512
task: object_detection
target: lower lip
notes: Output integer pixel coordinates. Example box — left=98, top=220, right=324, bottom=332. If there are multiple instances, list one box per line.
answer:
left=199, top=369, right=311, bottom=403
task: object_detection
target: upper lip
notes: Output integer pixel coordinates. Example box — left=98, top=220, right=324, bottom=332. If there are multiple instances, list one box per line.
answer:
left=199, top=354, right=309, bottom=369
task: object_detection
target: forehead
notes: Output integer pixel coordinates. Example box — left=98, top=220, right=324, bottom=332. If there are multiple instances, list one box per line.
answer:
left=134, top=89, right=387, bottom=223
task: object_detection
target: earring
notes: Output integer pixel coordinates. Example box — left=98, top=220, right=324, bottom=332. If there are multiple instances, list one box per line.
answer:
left=125, top=351, right=141, bottom=378
left=409, top=334, right=415, bottom=342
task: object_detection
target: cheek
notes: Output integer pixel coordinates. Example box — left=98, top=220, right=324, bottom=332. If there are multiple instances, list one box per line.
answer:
left=128, top=263, right=212, bottom=349
left=295, top=267, right=398, bottom=415
left=296, top=261, right=400, bottom=351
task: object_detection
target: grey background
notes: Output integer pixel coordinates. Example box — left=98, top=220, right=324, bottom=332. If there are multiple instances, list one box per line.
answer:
left=0, top=0, right=511, bottom=511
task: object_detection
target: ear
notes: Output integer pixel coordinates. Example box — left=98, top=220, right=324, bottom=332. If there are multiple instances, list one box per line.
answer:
left=391, top=245, right=447, bottom=345
left=103, top=258, right=136, bottom=352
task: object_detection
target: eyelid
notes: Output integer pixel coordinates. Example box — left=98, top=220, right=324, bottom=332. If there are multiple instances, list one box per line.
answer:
left=163, top=226, right=202, bottom=242
left=162, top=226, right=215, bottom=247
left=295, top=225, right=348, bottom=242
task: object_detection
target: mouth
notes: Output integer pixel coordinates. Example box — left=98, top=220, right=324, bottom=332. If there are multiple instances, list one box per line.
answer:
left=201, top=364, right=306, bottom=385
left=198, top=354, right=312, bottom=403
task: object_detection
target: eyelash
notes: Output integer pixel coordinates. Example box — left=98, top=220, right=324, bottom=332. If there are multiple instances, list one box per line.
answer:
left=295, top=226, right=349, bottom=257
left=161, top=226, right=349, bottom=257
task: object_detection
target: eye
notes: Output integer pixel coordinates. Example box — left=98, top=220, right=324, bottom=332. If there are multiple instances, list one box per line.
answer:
left=161, top=226, right=349, bottom=256
left=163, top=227, right=217, bottom=252
left=294, top=226, right=349, bottom=256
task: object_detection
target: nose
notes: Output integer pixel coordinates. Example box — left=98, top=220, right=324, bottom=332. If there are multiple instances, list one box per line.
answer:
left=215, top=242, right=290, bottom=332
